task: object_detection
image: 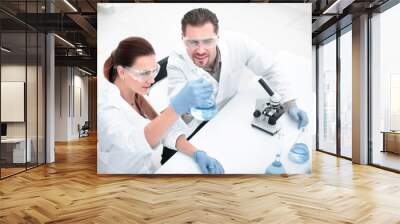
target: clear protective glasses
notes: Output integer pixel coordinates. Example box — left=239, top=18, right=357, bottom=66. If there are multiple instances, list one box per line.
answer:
left=123, top=63, right=160, bottom=82
left=183, top=36, right=219, bottom=49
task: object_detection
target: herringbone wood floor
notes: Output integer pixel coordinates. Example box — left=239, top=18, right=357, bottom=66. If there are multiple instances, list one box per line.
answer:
left=1, top=134, right=400, bottom=223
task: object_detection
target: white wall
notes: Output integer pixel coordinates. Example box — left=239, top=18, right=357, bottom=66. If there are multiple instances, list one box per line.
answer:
left=1, top=64, right=46, bottom=164
left=72, top=73, right=89, bottom=138
left=54, top=67, right=89, bottom=141
left=55, top=67, right=67, bottom=141
left=1, top=72, right=25, bottom=123
left=98, top=3, right=311, bottom=64
left=1, top=65, right=34, bottom=138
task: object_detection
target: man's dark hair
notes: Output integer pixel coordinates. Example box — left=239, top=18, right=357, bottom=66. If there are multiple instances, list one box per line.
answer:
left=181, top=8, right=219, bottom=35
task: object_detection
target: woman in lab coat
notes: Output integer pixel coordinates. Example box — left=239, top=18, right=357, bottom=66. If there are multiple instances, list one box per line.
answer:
left=98, top=36, right=224, bottom=174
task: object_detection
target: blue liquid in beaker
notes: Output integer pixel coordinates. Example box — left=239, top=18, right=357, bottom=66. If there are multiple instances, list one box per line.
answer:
left=288, top=143, right=310, bottom=164
left=190, top=104, right=217, bottom=121
left=265, top=159, right=286, bottom=174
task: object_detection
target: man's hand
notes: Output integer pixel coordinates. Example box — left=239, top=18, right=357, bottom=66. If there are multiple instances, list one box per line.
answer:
left=288, top=106, right=309, bottom=129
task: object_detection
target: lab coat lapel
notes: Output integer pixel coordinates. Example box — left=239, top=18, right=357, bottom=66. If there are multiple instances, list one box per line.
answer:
left=180, top=45, right=198, bottom=75
left=215, top=38, right=229, bottom=105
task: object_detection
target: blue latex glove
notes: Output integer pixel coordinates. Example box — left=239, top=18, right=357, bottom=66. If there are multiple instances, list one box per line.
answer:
left=288, top=107, right=309, bottom=129
left=193, top=150, right=224, bottom=174
left=170, top=78, right=214, bottom=115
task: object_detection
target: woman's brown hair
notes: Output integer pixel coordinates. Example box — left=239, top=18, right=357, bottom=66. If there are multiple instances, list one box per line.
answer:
left=103, top=37, right=155, bottom=83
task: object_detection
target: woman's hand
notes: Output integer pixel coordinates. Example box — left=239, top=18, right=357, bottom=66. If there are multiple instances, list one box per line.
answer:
left=170, top=78, right=214, bottom=115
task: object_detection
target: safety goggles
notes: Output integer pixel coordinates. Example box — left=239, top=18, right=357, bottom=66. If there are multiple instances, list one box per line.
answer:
left=183, top=36, right=219, bottom=49
left=123, top=63, right=160, bottom=82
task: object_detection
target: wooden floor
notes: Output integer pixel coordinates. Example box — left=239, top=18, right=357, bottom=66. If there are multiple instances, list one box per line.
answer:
left=1, top=135, right=400, bottom=223
left=1, top=167, right=26, bottom=178
left=1, top=163, right=44, bottom=178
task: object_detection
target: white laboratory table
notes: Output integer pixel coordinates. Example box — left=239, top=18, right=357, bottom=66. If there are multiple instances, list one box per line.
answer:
left=156, top=76, right=312, bottom=174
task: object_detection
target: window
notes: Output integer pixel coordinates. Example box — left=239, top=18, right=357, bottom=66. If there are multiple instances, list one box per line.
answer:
left=340, top=28, right=352, bottom=158
left=317, top=37, right=337, bottom=155
left=0, top=1, right=46, bottom=179
left=370, top=2, right=400, bottom=171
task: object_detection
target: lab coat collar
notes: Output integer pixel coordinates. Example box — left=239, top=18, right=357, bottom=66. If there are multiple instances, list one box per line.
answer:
left=216, top=36, right=228, bottom=103
left=99, top=75, right=121, bottom=97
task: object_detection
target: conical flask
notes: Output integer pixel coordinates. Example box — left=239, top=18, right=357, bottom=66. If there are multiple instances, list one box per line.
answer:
left=288, top=127, right=310, bottom=164
left=265, top=131, right=286, bottom=174
left=190, top=70, right=218, bottom=121
left=265, top=153, right=286, bottom=174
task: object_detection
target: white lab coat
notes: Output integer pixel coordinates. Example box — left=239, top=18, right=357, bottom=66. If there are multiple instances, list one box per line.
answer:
left=167, top=31, right=295, bottom=133
left=97, top=77, right=186, bottom=174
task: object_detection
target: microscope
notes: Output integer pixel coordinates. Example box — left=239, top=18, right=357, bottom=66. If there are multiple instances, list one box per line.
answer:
left=251, top=78, right=285, bottom=135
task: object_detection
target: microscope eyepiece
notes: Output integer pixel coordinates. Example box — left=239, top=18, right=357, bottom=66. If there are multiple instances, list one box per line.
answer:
left=258, top=78, right=274, bottom=96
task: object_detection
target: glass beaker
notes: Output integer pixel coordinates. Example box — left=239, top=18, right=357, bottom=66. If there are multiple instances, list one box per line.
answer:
left=190, top=72, right=218, bottom=121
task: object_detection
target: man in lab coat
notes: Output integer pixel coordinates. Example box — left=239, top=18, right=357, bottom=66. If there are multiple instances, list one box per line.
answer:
left=165, top=8, right=309, bottom=160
